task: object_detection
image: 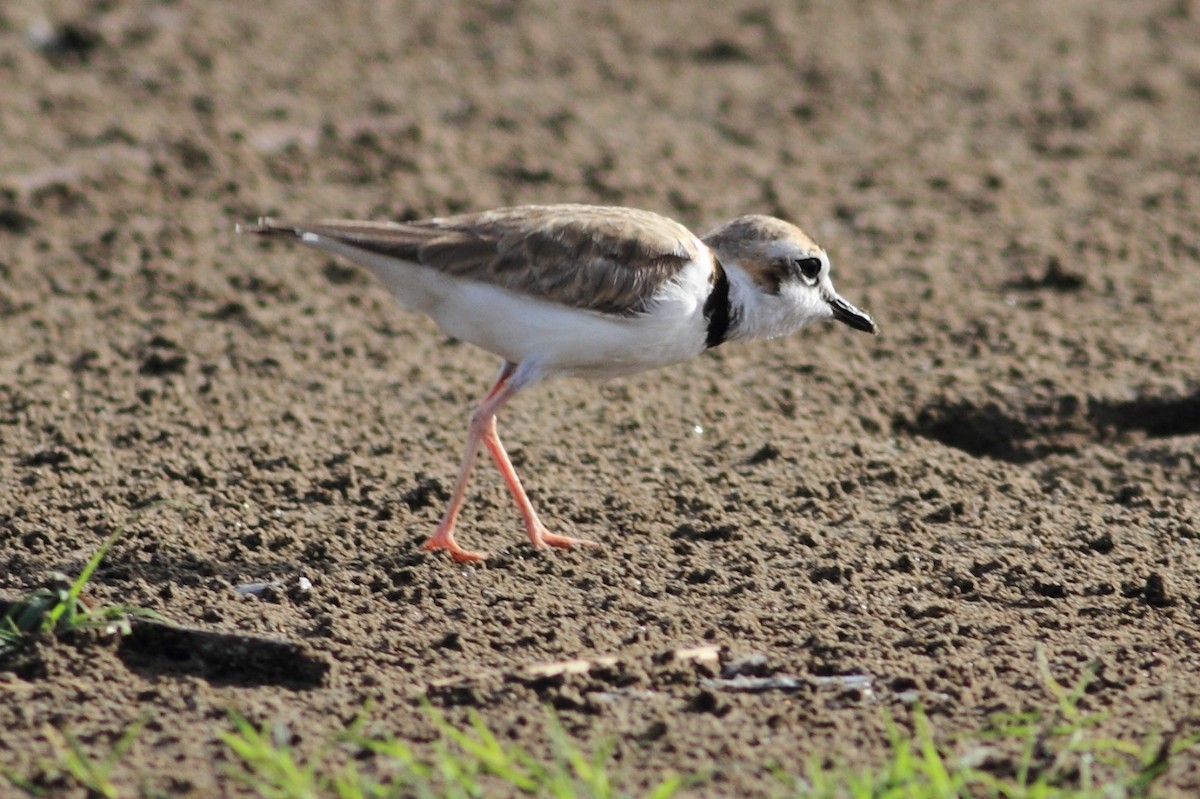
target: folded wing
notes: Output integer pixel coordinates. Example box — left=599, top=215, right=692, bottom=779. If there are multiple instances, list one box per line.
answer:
left=246, top=204, right=702, bottom=316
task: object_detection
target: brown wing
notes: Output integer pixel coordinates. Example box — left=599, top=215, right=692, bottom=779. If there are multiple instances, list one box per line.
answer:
left=247, top=204, right=702, bottom=316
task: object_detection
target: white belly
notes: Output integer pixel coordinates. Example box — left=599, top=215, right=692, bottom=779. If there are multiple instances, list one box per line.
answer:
left=434, top=279, right=708, bottom=379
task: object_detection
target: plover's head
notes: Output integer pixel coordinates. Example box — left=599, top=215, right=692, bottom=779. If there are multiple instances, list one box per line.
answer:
left=702, top=215, right=878, bottom=340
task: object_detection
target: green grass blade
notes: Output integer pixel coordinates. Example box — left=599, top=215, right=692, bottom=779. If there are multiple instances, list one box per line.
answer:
left=0, top=766, right=53, bottom=797
left=55, top=727, right=118, bottom=799
left=644, top=772, right=683, bottom=799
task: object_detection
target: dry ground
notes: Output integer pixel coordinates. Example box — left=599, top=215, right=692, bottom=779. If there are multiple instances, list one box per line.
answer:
left=1, top=0, right=1199, bottom=795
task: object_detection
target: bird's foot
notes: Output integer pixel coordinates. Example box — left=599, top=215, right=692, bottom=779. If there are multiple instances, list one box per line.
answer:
left=423, top=531, right=487, bottom=563
left=529, top=523, right=598, bottom=551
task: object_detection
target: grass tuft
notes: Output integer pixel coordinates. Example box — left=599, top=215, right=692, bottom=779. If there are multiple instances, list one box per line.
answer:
left=0, top=504, right=179, bottom=658
left=221, top=705, right=683, bottom=799
left=44, top=721, right=146, bottom=799
left=4, top=673, right=1196, bottom=799
left=781, top=646, right=1200, bottom=799
left=1, top=721, right=145, bottom=799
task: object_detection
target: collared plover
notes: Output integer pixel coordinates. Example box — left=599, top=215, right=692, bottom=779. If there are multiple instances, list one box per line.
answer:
left=242, top=204, right=877, bottom=562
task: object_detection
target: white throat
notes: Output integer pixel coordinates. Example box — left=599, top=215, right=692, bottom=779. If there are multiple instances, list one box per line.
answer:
left=723, top=261, right=828, bottom=342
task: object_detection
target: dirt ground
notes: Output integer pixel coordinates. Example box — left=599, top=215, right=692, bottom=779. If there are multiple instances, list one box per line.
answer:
left=2, top=0, right=1199, bottom=795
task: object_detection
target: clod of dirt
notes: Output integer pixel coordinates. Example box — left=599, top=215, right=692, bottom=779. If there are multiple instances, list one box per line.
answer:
left=28, top=21, right=103, bottom=65
left=1005, top=255, right=1087, bottom=292
left=0, top=206, right=36, bottom=234
left=139, top=352, right=189, bottom=377
left=1140, top=573, right=1175, bottom=608
left=746, top=443, right=782, bottom=464
left=686, top=689, right=730, bottom=716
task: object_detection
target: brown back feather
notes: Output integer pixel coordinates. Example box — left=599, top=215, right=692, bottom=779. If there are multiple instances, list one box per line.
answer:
left=259, top=205, right=701, bottom=316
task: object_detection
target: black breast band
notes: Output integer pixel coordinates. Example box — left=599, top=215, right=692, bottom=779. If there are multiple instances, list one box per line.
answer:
left=703, top=260, right=732, bottom=349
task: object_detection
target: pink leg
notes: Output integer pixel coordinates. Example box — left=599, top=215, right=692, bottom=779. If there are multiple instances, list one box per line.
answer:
left=481, top=418, right=597, bottom=551
left=422, top=363, right=517, bottom=562
left=423, top=362, right=597, bottom=561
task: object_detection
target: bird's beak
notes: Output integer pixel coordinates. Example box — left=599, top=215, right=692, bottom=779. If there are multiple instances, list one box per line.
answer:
left=828, top=294, right=878, bottom=335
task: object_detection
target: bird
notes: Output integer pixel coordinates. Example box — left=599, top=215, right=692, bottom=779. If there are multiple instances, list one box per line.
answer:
left=240, top=204, right=878, bottom=562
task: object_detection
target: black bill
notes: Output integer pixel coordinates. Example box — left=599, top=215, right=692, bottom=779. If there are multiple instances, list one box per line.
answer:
left=828, top=294, right=878, bottom=335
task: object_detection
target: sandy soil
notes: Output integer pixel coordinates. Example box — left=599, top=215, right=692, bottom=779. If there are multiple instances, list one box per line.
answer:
left=2, top=0, right=1199, bottom=795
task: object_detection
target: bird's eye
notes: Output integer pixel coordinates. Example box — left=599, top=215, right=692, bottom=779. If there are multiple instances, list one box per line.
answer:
left=794, top=257, right=822, bottom=284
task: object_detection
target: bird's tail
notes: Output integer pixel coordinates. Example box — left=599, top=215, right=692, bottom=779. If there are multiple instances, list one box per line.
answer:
left=235, top=217, right=301, bottom=237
